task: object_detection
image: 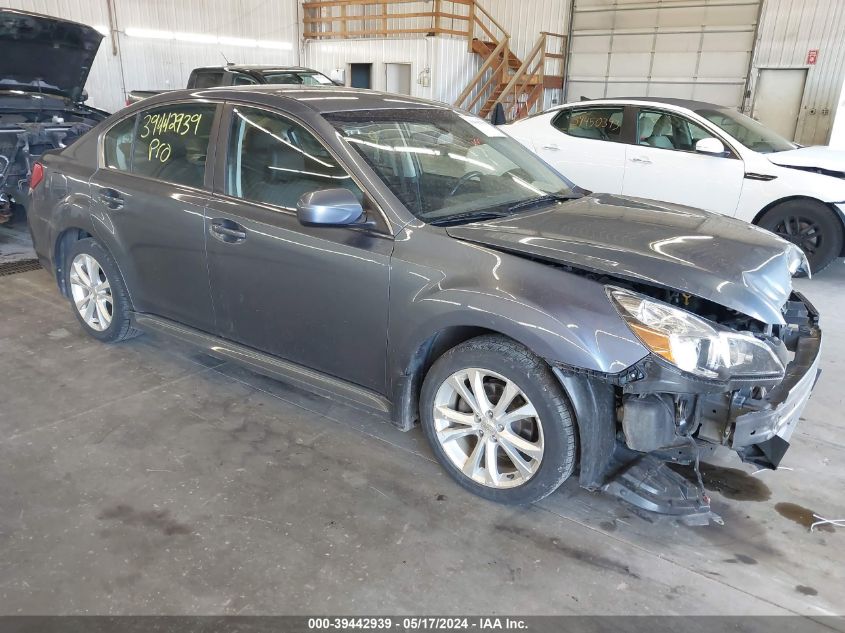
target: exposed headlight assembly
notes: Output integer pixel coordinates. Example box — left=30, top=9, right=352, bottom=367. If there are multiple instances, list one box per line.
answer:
left=608, top=287, right=785, bottom=380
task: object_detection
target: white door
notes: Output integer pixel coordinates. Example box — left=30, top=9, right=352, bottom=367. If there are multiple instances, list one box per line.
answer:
left=536, top=106, right=628, bottom=193
left=385, top=63, right=412, bottom=95
left=622, top=108, right=744, bottom=216
left=752, top=69, right=807, bottom=141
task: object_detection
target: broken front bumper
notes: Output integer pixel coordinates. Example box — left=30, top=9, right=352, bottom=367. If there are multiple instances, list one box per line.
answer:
left=732, top=315, right=821, bottom=469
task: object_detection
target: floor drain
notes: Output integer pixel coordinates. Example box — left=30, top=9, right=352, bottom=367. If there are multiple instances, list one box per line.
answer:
left=0, top=258, right=41, bottom=276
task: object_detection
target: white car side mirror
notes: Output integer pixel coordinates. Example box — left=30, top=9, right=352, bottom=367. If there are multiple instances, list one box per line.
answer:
left=695, top=137, right=726, bottom=155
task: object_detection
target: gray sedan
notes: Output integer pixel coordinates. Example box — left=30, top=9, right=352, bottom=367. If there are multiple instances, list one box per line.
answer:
left=27, top=86, right=821, bottom=508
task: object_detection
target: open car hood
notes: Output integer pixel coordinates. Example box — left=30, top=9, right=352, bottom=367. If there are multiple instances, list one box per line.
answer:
left=0, top=9, right=102, bottom=102
left=446, top=194, right=805, bottom=325
left=767, top=146, right=845, bottom=174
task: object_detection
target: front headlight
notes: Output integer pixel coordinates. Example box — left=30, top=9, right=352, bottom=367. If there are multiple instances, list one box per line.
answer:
left=608, top=287, right=785, bottom=380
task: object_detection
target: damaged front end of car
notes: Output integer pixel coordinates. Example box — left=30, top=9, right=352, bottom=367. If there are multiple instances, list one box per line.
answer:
left=569, top=283, right=821, bottom=525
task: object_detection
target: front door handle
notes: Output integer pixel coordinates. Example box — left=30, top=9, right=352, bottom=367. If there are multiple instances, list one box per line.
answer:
left=541, top=144, right=560, bottom=151
left=629, top=156, right=652, bottom=165
left=210, top=219, right=247, bottom=243
left=97, top=188, right=124, bottom=210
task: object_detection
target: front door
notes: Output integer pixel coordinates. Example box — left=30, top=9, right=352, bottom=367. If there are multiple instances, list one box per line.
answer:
left=622, top=108, right=745, bottom=216
left=90, top=101, right=220, bottom=332
left=204, top=104, right=392, bottom=392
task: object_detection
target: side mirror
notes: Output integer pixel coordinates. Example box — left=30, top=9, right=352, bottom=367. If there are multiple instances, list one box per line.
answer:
left=296, top=188, right=365, bottom=227
left=695, top=137, right=726, bottom=155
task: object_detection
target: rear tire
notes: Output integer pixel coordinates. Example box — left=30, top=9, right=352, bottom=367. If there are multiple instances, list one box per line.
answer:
left=420, top=335, right=577, bottom=505
left=758, top=200, right=843, bottom=274
left=64, top=238, right=140, bottom=343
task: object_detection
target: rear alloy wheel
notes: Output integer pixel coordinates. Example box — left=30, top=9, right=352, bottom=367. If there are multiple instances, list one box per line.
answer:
left=758, top=200, right=843, bottom=274
left=420, top=335, right=577, bottom=504
left=64, top=238, right=140, bottom=343
left=69, top=253, right=113, bottom=331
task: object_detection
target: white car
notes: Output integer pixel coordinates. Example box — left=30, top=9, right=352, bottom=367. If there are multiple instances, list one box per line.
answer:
left=504, top=97, right=845, bottom=272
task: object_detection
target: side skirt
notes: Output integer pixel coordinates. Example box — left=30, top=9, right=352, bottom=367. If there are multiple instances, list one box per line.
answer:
left=131, top=313, right=394, bottom=419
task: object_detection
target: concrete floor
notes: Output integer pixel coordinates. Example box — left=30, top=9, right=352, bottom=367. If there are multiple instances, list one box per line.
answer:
left=0, top=261, right=843, bottom=616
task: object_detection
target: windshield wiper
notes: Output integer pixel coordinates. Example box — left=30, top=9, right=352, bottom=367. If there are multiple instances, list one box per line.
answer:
left=429, top=211, right=511, bottom=227
left=507, top=193, right=582, bottom=213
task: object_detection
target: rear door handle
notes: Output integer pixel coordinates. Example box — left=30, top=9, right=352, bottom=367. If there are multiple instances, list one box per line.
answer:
left=541, top=144, right=560, bottom=151
left=629, top=156, right=652, bottom=164
left=97, top=188, right=124, bottom=210
left=210, top=219, right=247, bottom=243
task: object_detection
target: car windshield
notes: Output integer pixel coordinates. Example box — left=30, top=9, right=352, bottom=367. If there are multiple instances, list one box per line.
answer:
left=261, top=71, right=334, bottom=86
left=696, top=108, right=796, bottom=153
left=325, top=108, right=577, bottom=224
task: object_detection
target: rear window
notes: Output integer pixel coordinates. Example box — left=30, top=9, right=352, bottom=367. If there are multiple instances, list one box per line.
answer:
left=192, top=71, right=224, bottom=88
left=552, top=107, right=625, bottom=142
left=130, top=103, right=217, bottom=188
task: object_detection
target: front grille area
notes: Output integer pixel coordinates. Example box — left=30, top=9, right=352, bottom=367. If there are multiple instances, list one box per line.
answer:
left=0, top=259, right=42, bottom=277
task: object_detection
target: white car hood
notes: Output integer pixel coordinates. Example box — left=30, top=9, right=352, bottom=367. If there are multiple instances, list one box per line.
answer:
left=767, top=146, right=845, bottom=173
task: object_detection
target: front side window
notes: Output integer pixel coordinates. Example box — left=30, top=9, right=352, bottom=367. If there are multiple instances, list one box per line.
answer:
left=132, top=103, right=216, bottom=188
left=261, top=71, right=334, bottom=86
left=326, top=109, right=577, bottom=224
left=553, top=107, right=625, bottom=142
left=103, top=115, right=136, bottom=171
left=637, top=109, right=716, bottom=151
left=696, top=108, right=795, bottom=153
left=225, top=106, right=362, bottom=210
left=231, top=73, right=258, bottom=86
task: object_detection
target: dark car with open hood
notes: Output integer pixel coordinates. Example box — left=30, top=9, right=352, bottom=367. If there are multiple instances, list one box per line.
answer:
left=27, top=86, right=821, bottom=523
left=0, top=8, right=108, bottom=224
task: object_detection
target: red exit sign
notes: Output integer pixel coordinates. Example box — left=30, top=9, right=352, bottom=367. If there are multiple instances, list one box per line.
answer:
left=807, top=49, right=819, bottom=64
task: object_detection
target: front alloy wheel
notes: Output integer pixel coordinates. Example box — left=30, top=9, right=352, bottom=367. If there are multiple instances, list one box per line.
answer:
left=433, top=368, right=544, bottom=488
left=420, top=335, right=577, bottom=505
left=69, top=253, right=113, bottom=331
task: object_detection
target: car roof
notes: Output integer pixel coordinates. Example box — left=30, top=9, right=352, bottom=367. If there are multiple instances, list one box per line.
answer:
left=193, top=65, right=321, bottom=73
left=570, top=96, right=727, bottom=112
left=140, top=85, right=446, bottom=114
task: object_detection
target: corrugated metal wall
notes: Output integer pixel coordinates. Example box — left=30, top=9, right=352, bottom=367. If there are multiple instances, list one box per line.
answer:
left=751, top=0, right=845, bottom=145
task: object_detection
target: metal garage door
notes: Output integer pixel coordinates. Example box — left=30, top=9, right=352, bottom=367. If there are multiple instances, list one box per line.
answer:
left=566, top=0, right=761, bottom=108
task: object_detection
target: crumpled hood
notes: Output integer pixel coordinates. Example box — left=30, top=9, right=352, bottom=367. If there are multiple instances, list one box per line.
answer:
left=767, top=146, right=845, bottom=174
left=0, top=9, right=102, bottom=102
left=446, top=194, right=805, bottom=325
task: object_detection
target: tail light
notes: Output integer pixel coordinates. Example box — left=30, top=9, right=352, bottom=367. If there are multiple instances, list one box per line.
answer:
left=30, top=162, right=45, bottom=190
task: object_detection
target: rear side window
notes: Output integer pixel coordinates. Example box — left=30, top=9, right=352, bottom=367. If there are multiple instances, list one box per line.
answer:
left=132, top=103, right=216, bottom=188
left=553, top=107, right=624, bottom=142
left=103, top=116, right=136, bottom=171
left=192, top=71, right=224, bottom=88
left=225, top=105, right=362, bottom=210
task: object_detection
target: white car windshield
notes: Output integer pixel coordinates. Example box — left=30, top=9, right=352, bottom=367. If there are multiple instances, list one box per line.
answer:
left=325, top=109, right=578, bottom=225
left=696, top=108, right=796, bottom=154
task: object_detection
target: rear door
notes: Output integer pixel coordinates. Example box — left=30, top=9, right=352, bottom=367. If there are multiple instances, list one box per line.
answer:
left=537, top=105, right=628, bottom=193
left=622, top=107, right=744, bottom=215
left=90, top=101, right=221, bottom=332
left=203, top=103, right=392, bottom=392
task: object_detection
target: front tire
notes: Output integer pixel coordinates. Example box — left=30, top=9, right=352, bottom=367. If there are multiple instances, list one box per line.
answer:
left=65, top=238, right=140, bottom=343
left=758, top=200, right=843, bottom=274
left=420, top=335, right=577, bottom=505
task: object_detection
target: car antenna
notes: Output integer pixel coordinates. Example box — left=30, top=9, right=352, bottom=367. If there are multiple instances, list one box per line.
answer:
left=220, top=51, right=234, bottom=66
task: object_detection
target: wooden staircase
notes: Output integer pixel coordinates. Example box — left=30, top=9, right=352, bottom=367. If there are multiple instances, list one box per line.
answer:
left=455, top=2, right=567, bottom=121
left=300, top=0, right=567, bottom=122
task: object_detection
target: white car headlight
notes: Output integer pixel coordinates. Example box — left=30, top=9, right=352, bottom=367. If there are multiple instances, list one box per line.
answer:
left=608, top=287, right=785, bottom=380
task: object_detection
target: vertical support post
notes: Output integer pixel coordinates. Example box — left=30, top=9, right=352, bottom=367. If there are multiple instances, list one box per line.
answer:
left=467, top=0, right=476, bottom=51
